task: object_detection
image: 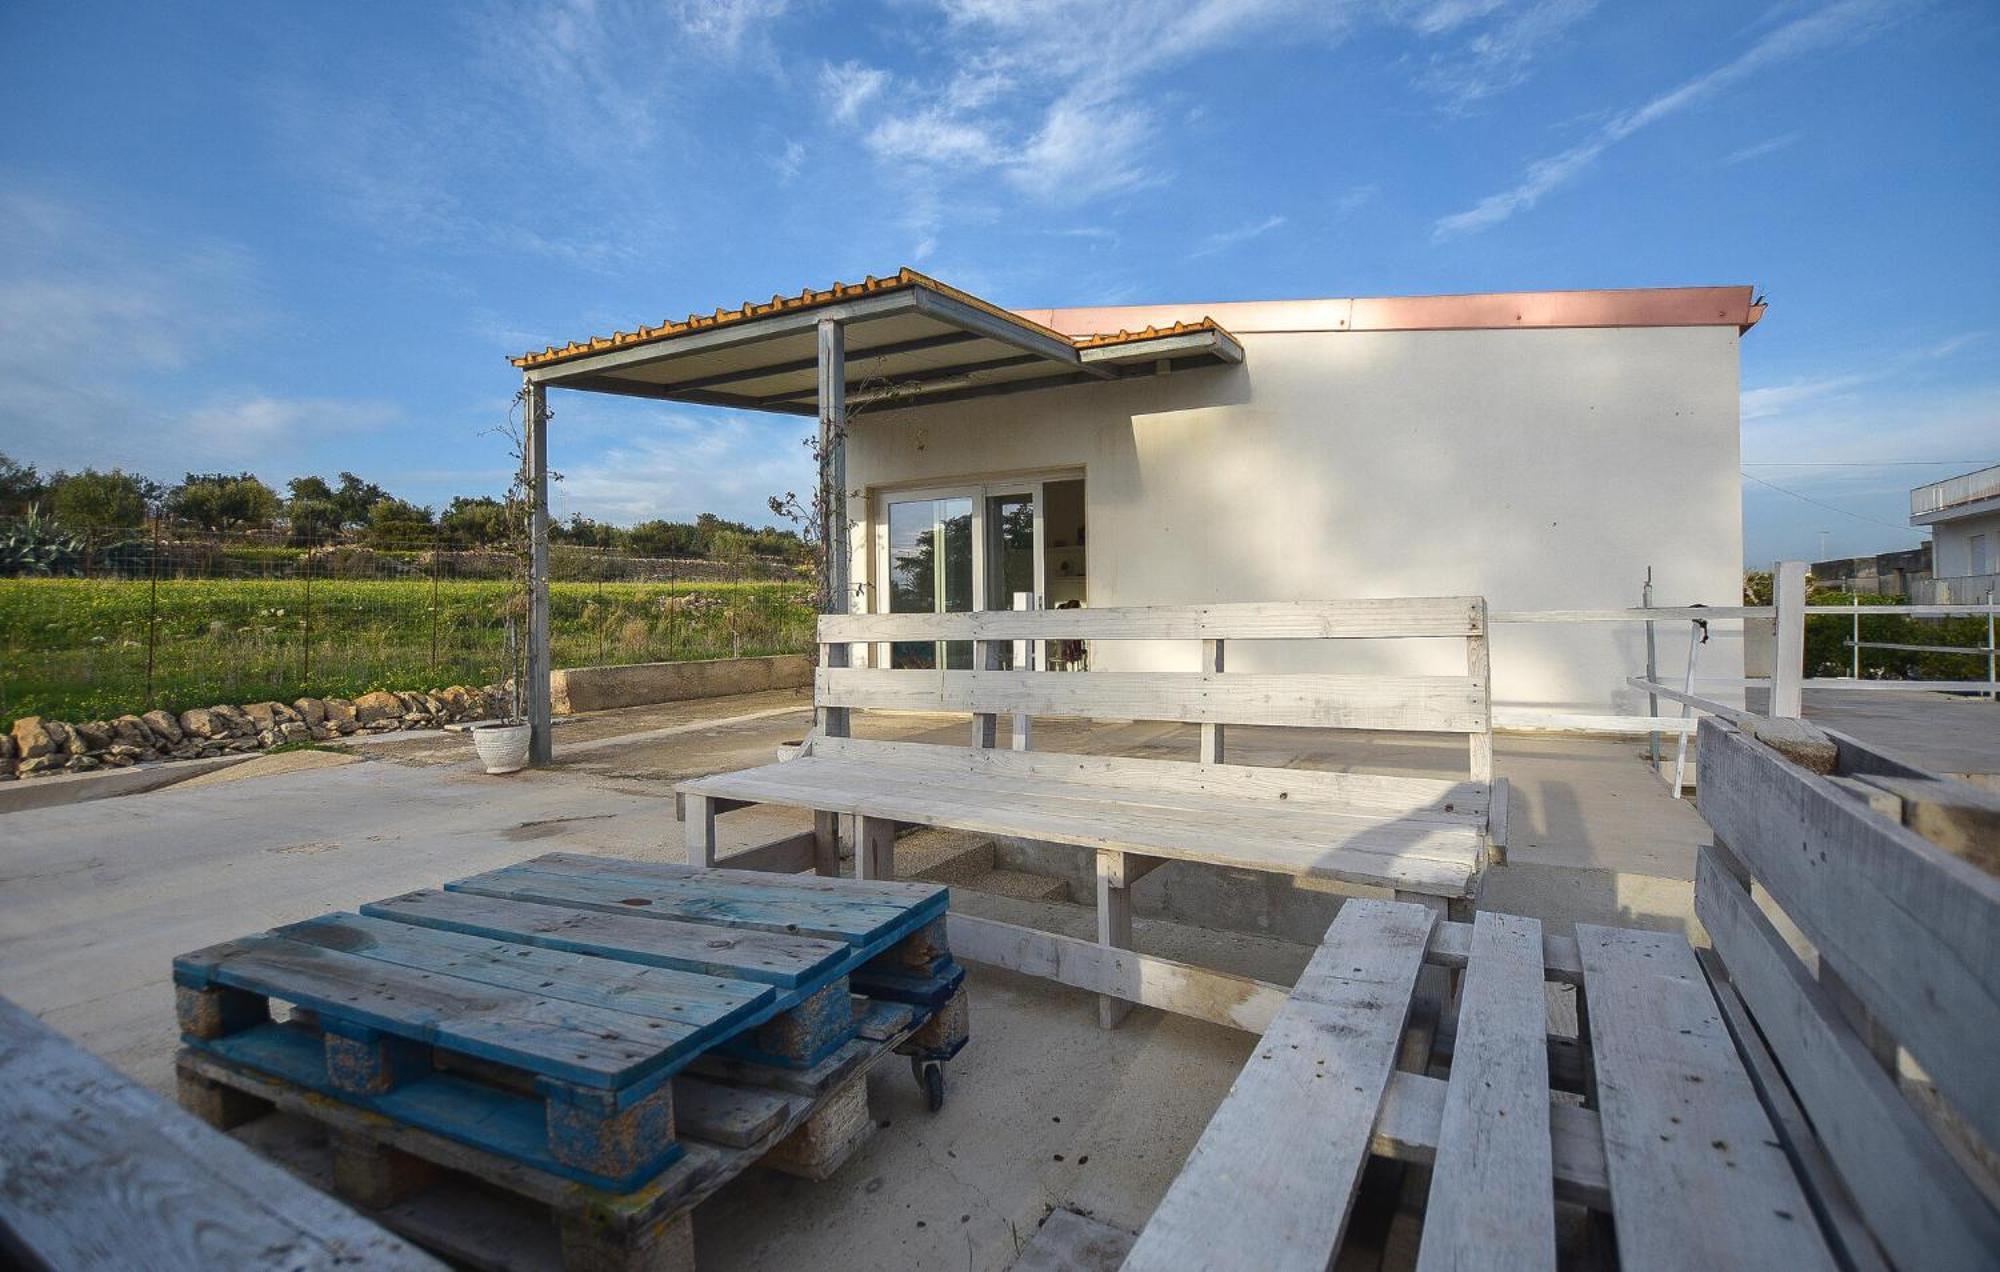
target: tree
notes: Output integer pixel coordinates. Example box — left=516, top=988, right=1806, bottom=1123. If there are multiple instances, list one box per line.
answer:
left=287, top=498, right=342, bottom=545
left=364, top=496, right=434, bottom=548
left=440, top=496, right=508, bottom=546
left=168, top=473, right=282, bottom=529
left=0, top=452, right=47, bottom=516
left=50, top=467, right=149, bottom=530
left=331, top=473, right=390, bottom=527
left=627, top=519, right=705, bottom=558
left=287, top=475, right=334, bottom=503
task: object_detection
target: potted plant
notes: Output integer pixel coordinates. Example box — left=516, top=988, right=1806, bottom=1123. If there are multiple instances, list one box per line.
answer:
left=469, top=391, right=538, bottom=775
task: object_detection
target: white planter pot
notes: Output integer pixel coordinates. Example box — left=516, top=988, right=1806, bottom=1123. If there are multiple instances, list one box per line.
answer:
left=471, top=721, right=532, bottom=774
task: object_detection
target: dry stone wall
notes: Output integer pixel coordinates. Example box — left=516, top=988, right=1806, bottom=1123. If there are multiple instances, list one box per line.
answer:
left=2, top=685, right=509, bottom=780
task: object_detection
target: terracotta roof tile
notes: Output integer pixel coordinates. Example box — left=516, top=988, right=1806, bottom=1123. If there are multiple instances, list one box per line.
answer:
left=510, top=268, right=1236, bottom=371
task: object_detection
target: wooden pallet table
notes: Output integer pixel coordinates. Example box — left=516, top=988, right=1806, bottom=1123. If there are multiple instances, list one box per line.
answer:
left=1123, top=899, right=1836, bottom=1271
left=172, top=852, right=969, bottom=1270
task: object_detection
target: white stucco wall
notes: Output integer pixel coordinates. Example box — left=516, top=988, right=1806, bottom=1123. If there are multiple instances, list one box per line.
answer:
left=843, top=324, right=1746, bottom=718
left=1932, top=507, right=2000, bottom=579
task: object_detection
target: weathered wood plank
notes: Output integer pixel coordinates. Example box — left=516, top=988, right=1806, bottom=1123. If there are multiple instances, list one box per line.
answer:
left=274, top=912, right=770, bottom=1050
left=527, top=850, right=942, bottom=903
left=361, top=889, right=846, bottom=989
left=1695, top=849, right=2000, bottom=1270
left=1575, top=922, right=1834, bottom=1271
left=175, top=935, right=680, bottom=1089
left=0, top=998, right=439, bottom=1271
left=1696, top=717, right=2000, bottom=1149
left=446, top=861, right=941, bottom=949
left=1416, top=912, right=1554, bottom=1272
left=945, top=914, right=1287, bottom=1033
left=1370, top=1070, right=1609, bottom=1211
left=817, top=667, right=1488, bottom=733
left=680, top=757, right=1481, bottom=895
left=819, top=596, right=1485, bottom=642
left=1427, top=918, right=1581, bottom=985
left=802, top=735, right=1491, bottom=823
left=1123, top=899, right=1437, bottom=1271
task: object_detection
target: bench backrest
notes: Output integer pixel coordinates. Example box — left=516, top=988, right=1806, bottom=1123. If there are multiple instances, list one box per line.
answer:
left=817, top=596, right=1491, bottom=784
left=1693, top=718, right=2000, bottom=1270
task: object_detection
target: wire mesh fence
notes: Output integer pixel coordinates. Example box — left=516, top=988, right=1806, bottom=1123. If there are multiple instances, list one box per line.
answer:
left=0, top=524, right=814, bottom=726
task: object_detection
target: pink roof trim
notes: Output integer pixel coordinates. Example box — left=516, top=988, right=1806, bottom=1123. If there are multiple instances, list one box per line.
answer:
left=1017, top=286, right=1764, bottom=338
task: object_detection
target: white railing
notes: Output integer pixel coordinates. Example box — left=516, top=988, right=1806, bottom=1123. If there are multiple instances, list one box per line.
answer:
left=1914, top=574, right=2000, bottom=605
left=1910, top=464, right=2000, bottom=518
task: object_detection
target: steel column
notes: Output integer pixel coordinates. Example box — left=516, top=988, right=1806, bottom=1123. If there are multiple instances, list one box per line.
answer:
left=525, top=380, right=552, bottom=763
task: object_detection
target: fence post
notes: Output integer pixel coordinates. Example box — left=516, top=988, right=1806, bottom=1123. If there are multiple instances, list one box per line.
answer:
left=1642, top=567, right=1659, bottom=773
left=300, top=532, right=313, bottom=686
left=145, top=517, right=161, bottom=711
left=430, top=527, right=441, bottom=673
left=596, top=550, right=606, bottom=668
left=1771, top=559, right=1806, bottom=718
left=1988, top=586, right=1996, bottom=703
left=1851, top=595, right=1860, bottom=680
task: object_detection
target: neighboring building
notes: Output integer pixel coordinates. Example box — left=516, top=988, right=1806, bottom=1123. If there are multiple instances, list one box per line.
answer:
left=516, top=271, right=1762, bottom=719
left=1910, top=464, right=2000, bottom=604
left=1810, top=545, right=1931, bottom=598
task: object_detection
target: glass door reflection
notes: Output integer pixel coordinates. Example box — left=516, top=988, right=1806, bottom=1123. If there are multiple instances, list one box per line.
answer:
left=886, top=495, right=973, bottom=669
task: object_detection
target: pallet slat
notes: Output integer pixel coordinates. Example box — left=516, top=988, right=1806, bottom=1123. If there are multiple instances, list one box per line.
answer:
left=1575, top=923, right=1834, bottom=1271
left=1123, top=899, right=1437, bottom=1271
left=361, top=889, right=848, bottom=990
left=1416, top=911, right=1555, bottom=1272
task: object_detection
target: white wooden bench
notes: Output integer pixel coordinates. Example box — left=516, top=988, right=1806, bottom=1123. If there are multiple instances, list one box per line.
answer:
left=679, top=597, right=1504, bottom=1026
left=1118, top=719, right=2000, bottom=1270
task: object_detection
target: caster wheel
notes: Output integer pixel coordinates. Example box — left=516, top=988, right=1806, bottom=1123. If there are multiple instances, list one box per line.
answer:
left=910, top=1056, right=945, bottom=1112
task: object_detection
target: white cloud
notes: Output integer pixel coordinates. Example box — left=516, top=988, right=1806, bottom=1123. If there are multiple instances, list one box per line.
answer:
left=866, top=112, right=998, bottom=167
left=822, top=60, right=889, bottom=123
left=774, top=139, right=807, bottom=181
left=1413, top=0, right=1597, bottom=108
left=1722, top=131, right=1801, bottom=165
left=669, top=0, right=790, bottom=59
left=1190, top=214, right=1288, bottom=258
left=1435, top=0, right=1899, bottom=238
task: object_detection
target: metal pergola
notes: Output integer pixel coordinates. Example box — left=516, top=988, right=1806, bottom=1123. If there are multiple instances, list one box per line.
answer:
left=511, top=269, right=1243, bottom=762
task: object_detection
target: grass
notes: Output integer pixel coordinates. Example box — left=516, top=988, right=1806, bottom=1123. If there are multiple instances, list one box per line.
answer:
left=0, top=577, right=814, bottom=725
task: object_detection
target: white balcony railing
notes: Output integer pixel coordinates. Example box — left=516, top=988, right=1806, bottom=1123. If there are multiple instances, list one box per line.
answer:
left=1911, top=464, right=2000, bottom=518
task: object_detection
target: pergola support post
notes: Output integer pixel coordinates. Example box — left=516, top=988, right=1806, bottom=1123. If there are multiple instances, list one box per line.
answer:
left=525, top=379, right=552, bottom=764
left=818, top=319, right=848, bottom=616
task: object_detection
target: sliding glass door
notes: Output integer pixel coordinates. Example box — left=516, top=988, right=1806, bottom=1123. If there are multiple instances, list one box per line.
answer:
left=877, top=479, right=1063, bottom=670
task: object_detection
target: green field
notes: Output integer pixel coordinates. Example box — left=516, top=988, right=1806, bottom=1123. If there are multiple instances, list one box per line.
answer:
left=0, top=577, right=813, bottom=725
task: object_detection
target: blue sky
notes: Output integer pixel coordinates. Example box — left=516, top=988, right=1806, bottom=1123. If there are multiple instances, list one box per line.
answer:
left=2, top=0, right=1994, bottom=566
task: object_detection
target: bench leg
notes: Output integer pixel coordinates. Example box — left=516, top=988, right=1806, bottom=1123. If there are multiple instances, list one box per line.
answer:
left=857, top=815, right=895, bottom=881
left=684, top=793, right=716, bottom=868
left=813, top=810, right=841, bottom=877
left=1096, top=849, right=1135, bottom=1029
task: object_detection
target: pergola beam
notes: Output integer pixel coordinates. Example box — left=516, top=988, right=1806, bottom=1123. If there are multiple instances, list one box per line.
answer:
left=752, top=353, right=1049, bottom=407
left=555, top=374, right=817, bottom=416
left=661, top=330, right=983, bottom=393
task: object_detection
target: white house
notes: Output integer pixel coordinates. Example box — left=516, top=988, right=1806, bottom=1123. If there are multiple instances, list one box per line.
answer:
left=1911, top=463, right=2000, bottom=604
left=512, top=270, right=1761, bottom=755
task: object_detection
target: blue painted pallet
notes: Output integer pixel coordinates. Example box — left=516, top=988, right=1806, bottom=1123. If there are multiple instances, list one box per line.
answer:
left=172, top=853, right=965, bottom=1191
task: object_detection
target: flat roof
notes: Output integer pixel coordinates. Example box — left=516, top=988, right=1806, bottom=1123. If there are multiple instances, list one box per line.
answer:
left=513, top=268, right=1245, bottom=416
left=1019, top=286, right=1765, bottom=338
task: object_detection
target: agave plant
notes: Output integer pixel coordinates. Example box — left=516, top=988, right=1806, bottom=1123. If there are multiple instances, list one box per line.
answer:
left=0, top=505, right=89, bottom=577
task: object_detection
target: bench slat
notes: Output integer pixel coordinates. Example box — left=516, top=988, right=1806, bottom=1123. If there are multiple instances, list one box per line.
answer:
left=1416, top=912, right=1555, bottom=1272
left=1694, top=849, right=2000, bottom=1270
left=1123, top=899, right=1438, bottom=1271
left=817, top=668, right=1488, bottom=733
left=684, top=758, right=1482, bottom=895
left=806, top=736, right=1490, bottom=822
left=527, top=850, right=942, bottom=903
left=361, top=890, right=847, bottom=989
left=1575, top=923, right=1834, bottom=1271
left=1696, top=718, right=2000, bottom=1151
left=819, top=596, right=1485, bottom=642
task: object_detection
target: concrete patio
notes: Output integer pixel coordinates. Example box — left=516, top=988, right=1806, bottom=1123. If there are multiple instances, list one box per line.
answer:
left=7, top=684, right=1989, bottom=1267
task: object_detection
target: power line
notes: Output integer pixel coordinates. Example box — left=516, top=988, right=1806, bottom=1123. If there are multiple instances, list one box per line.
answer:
left=1739, top=470, right=1926, bottom=535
